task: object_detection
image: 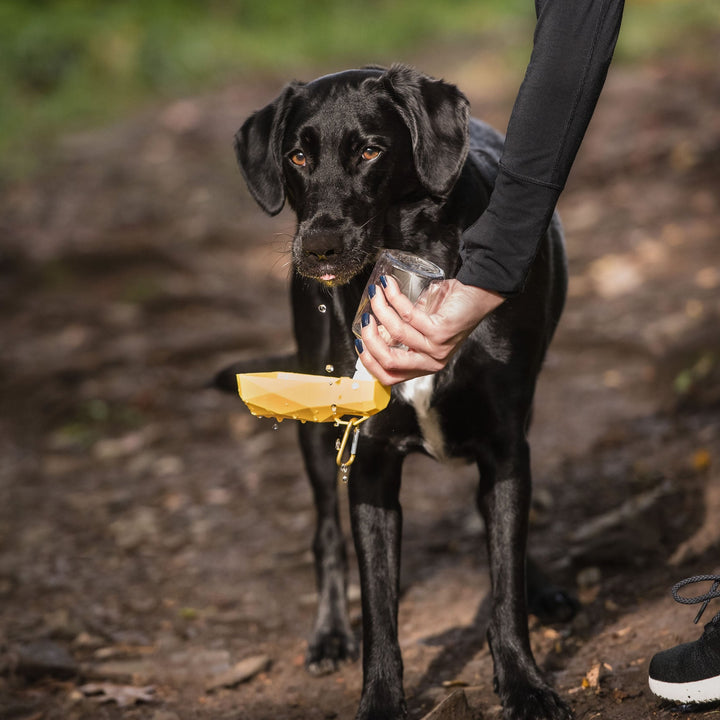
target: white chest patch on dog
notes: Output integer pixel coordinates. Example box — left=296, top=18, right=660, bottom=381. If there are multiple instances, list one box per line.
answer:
left=398, top=375, right=447, bottom=461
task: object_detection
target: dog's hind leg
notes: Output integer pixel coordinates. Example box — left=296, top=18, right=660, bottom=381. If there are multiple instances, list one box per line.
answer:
left=299, top=422, right=358, bottom=675
left=347, top=444, right=407, bottom=720
left=476, top=432, right=573, bottom=720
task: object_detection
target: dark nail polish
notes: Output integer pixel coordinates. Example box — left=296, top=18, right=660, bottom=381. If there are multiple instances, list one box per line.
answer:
left=368, top=284, right=376, bottom=299
left=354, top=338, right=364, bottom=354
left=379, top=275, right=387, bottom=289
left=361, top=312, right=370, bottom=328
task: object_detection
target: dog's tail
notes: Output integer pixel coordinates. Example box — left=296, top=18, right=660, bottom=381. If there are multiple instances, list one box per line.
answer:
left=211, top=353, right=300, bottom=394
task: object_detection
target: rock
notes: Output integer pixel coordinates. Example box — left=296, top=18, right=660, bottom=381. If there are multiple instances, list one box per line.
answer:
left=205, top=654, right=272, bottom=691
left=420, top=690, right=475, bottom=720
left=11, top=640, right=79, bottom=680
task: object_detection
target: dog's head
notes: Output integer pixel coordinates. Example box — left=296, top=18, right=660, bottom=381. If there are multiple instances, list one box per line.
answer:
left=235, top=65, right=470, bottom=286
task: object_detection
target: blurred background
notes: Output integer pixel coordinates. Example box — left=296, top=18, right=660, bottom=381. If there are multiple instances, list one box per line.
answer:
left=0, top=0, right=718, bottom=179
left=1, top=2, right=719, bottom=720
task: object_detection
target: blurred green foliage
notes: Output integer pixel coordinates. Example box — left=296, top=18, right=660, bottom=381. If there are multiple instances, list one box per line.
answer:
left=0, top=0, right=717, bottom=179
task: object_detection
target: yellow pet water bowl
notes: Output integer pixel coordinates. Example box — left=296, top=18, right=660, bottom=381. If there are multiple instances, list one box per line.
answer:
left=236, top=371, right=390, bottom=423
left=236, top=371, right=391, bottom=474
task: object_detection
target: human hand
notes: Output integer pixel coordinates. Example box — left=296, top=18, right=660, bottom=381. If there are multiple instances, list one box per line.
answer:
left=355, top=276, right=504, bottom=385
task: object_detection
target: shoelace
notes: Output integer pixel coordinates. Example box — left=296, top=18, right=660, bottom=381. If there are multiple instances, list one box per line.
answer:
left=672, top=574, right=720, bottom=625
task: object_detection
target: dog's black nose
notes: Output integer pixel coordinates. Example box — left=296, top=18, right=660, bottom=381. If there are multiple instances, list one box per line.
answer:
left=302, top=231, right=343, bottom=260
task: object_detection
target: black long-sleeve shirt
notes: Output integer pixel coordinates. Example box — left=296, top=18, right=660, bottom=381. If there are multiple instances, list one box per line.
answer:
left=456, top=0, right=625, bottom=296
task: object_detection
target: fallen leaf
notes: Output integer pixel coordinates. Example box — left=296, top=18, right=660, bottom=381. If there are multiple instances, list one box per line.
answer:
left=80, top=682, right=156, bottom=707
left=441, top=679, right=469, bottom=688
left=583, top=662, right=611, bottom=691
left=205, top=655, right=271, bottom=691
left=692, top=449, right=712, bottom=472
left=613, top=688, right=630, bottom=702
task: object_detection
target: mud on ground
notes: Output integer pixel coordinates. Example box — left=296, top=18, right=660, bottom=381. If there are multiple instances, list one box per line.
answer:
left=1, top=33, right=719, bottom=720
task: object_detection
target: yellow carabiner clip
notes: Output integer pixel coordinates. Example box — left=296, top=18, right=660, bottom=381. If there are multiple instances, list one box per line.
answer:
left=335, top=416, right=368, bottom=481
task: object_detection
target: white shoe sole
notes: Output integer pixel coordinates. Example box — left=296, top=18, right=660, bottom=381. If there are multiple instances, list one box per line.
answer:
left=649, top=674, right=720, bottom=704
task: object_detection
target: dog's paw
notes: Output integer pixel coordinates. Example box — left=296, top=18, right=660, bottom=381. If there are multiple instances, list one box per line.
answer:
left=305, top=628, right=358, bottom=676
left=502, top=683, right=573, bottom=720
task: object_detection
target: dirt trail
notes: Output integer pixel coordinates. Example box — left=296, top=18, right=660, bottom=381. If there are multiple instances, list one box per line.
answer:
left=1, top=34, right=719, bottom=720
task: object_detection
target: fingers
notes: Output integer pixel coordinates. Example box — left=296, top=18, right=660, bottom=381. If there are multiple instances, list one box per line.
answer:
left=368, top=276, right=439, bottom=355
left=356, top=317, right=443, bottom=385
left=357, top=287, right=445, bottom=385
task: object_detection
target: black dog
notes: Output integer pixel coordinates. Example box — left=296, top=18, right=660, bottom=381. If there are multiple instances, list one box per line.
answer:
left=222, top=65, right=572, bottom=720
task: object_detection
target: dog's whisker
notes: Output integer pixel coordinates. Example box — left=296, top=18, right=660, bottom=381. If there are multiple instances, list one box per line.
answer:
left=358, top=214, right=379, bottom=230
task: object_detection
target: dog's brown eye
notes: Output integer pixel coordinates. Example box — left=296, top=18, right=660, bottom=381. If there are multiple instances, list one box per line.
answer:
left=361, top=147, right=381, bottom=161
left=290, top=151, right=307, bottom=167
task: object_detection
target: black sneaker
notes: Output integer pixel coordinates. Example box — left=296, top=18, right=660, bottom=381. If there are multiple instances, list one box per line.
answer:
left=649, top=575, right=720, bottom=704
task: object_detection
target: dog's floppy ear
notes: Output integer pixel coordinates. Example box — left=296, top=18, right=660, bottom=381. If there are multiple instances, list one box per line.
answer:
left=380, top=65, right=470, bottom=198
left=234, top=84, right=298, bottom=216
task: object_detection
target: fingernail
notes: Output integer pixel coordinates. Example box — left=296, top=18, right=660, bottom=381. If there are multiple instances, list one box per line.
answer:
left=368, top=284, right=376, bottom=299
left=361, top=312, right=370, bottom=328
left=379, top=275, right=387, bottom=288
left=354, top=338, right=364, bottom=354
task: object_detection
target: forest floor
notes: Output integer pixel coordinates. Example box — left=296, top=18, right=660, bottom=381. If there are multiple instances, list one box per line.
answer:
left=1, top=30, right=719, bottom=720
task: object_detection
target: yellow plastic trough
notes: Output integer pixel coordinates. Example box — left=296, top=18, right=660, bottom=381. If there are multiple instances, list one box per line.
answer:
left=236, top=371, right=391, bottom=424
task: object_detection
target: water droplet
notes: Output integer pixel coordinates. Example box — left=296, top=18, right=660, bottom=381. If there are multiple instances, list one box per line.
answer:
left=272, top=423, right=279, bottom=431
left=340, top=466, right=350, bottom=483
left=325, top=364, right=334, bottom=373
left=331, top=404, right=337, bottom=414
left=318, top=304, right=327, bottom=313
left=335, top=439, right=341, bottom=451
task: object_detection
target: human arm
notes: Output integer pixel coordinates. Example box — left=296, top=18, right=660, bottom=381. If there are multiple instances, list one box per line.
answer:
left=358, top=0, right=625, bottom=384
left=457, top=0, right=625, bottom=295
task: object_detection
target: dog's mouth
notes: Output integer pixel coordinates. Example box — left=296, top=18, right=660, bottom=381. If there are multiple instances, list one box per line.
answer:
left=295, top=251, right=370, bottom=287
left=292, top=223, right=377, bottom=286
left=300, top=262, right=363, bottom=287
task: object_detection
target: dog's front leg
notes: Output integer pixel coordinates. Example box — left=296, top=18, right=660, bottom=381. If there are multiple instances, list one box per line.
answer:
left=299, top=422, right=358, bottom=675
left=348, top=445, right=406, bottom=720
left=477, top=438, right=573, bottom=720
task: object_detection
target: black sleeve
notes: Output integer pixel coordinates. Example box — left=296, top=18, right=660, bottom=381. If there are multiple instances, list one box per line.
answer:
left=456, top=0, right=624, bottom=296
